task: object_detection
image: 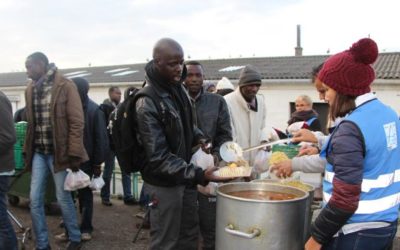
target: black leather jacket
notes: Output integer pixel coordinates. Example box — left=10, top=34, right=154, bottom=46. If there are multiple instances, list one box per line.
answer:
left=135, top=62, right=206, bottom=187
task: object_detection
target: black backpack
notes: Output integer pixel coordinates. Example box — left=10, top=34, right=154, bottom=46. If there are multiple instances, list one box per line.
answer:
left=108, top=86, right=164, bottom=174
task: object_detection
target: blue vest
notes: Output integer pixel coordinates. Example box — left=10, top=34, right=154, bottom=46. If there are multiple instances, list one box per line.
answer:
left=305, top=117, right=317, bottom=126
left=321, top=99, right=400, bottom=223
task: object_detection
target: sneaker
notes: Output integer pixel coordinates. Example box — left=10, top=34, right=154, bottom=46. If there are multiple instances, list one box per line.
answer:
left=101, top=200, right=113, bottom=206
left=81, top=232, right=92, bottom=241
left=123, top=197, right=138, bottom=205
left=54, top=232, right=68, bottom=242
left=66, top=241, right=82, bottom=250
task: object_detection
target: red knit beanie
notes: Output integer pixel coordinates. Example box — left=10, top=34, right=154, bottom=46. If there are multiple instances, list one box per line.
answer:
left=317, top=38, right=378, bottom=96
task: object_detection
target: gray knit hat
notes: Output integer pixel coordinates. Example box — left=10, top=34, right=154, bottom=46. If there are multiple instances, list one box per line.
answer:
left=238, top=65, right=262, bottom=86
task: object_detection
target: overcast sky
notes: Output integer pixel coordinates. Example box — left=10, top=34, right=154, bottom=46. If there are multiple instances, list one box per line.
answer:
left=0, top=0, right=399, bottom=73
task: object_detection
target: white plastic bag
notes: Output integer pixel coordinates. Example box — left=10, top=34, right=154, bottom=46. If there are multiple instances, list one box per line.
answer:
left=89, top=176, right=105, bottom=190
left=64, top=169, right=91, bottom=191
left=287, top=121, right=305, bottom=134
left=190, top=148, right=214, bottom=170
left=253, top=149, right=271, bottom=174
left=197, top=182, right=218, bottom=196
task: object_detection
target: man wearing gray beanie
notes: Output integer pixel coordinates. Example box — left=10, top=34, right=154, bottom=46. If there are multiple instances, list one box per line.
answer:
left=224, top=65, right=276, bottom=168
left=238, top=64, right=262, bottom=87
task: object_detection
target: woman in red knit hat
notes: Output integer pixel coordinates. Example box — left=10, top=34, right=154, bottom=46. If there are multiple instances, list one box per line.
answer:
left=305, top=38, right=400, bottom=250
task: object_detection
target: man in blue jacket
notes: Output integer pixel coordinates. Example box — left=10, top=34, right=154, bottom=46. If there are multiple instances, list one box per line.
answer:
left=71, top=77, right=108, bottom=241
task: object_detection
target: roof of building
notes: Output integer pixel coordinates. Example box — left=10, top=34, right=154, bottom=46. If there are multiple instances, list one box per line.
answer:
left=1, top=52, right=400, bottom=87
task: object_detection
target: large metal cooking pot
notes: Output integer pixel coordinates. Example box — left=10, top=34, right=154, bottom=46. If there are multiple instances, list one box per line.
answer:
left=251, top=179, right=315, bottom=244
left=216, top=182, right=308, bottom=250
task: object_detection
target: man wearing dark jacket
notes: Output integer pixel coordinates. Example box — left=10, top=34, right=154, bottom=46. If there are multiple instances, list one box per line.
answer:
left=135, top=38, right=229, bottom=250
left=100, top=87, right=136, bottom=206
left=14, top=107, right=27, bottom=122
left=184, top=61, right=232, bottom=250
left=72, top=77, right=108, bottom=241
left=0, top=91, right=17, bottom=250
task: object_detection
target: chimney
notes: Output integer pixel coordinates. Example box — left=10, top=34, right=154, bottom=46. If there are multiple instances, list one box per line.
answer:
left=295, top=24, right=303, bottom=56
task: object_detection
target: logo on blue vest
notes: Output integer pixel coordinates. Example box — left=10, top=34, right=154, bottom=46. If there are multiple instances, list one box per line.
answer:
left=383, top=122, right=397, bottom=150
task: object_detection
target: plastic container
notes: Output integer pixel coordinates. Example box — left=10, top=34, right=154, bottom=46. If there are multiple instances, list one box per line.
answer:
left=272, top=144, right=300, bottom=159
left=13, top=122, right=27, bottom=170
left=15, top=121, right=27, bottom=143
left=14, top=147, right=24, bottom=170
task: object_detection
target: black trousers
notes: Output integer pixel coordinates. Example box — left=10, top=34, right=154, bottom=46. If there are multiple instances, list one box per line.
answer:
left=198, top=192, right=216, bottom=250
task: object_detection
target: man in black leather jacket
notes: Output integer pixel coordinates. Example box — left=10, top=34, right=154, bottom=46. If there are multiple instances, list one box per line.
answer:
left=135, top=38, right=228, bottom=250
left=184, top=60, right=232, bottom=250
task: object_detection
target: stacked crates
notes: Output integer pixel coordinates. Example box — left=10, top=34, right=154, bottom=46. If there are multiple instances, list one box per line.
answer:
left=14, top=121, right=27, bottom=170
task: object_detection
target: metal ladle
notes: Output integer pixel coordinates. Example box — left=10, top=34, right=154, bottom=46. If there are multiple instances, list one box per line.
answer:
left=220, top=139, right=292, bottom=163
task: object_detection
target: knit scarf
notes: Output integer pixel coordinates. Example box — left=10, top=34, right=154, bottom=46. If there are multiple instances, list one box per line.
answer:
left=34, top=63, right=57, bottom=97
left=287, top=109, right=318, bottom=125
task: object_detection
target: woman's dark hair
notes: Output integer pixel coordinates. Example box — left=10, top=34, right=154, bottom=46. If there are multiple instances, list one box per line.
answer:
left=311, top=63, right=324, bottom=83
left=329, top=93, right=356, bottom=120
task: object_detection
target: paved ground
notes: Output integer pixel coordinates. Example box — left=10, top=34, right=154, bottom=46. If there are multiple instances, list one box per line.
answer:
left=8, top=194, right=400, bottom=250
left=8, top=194, right=149, bottom=250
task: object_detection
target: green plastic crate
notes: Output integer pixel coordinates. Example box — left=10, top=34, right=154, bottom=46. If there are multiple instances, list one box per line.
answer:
left=272, top=144, right=300, bottom=159
left=14, top=147, right=24, bottom=170
left=15, top=121, right=27, bottom=142
left=14, top=122, right=27, bottom=170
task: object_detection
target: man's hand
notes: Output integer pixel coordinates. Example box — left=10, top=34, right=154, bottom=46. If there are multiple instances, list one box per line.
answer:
left=69, top=156, right=81, bottom=172
left=269, top=160, right=293, bottom=178
left=298, top=145, right=319, bottom=156
left=93, top=165, right=102, bottom=177
left=305, top=237, right=322, bottom=250
left=292, top=129, right=318, bottom=143
left=199, top=138, right=212, bottom=154
left=204, top=166, right=234, bottom=182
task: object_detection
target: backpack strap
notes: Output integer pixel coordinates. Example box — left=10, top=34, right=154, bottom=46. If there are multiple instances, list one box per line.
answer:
left=134, top=86, right=166, bottom=121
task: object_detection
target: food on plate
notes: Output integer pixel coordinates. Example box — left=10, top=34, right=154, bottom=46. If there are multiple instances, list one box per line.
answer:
left=216, top=158, right=251, bottom=177
left=227, top=162, right=238, bottom=168
left=269, top=151, right=289, bottom=165
left=225, top=142, right=241, bottom=155
left=217, top=166, right=252, bottom=177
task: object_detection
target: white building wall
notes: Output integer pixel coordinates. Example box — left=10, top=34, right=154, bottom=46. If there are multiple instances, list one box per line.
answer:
left=1, top=80, right=399, bottom=127
left=0, top=86, right=26, bottom=114
left=257, top=80, right=400, bottom=130
left=258, top=83, right=324, bottom=130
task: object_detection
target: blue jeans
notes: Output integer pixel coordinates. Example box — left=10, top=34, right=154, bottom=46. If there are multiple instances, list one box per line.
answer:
left=30, top=153, right=81, bottom=248
left=0, top=176, right=17, bottom=250
left=100, top=150, right=133, bottom=201
left=322, top=221, right=397, bottom=250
